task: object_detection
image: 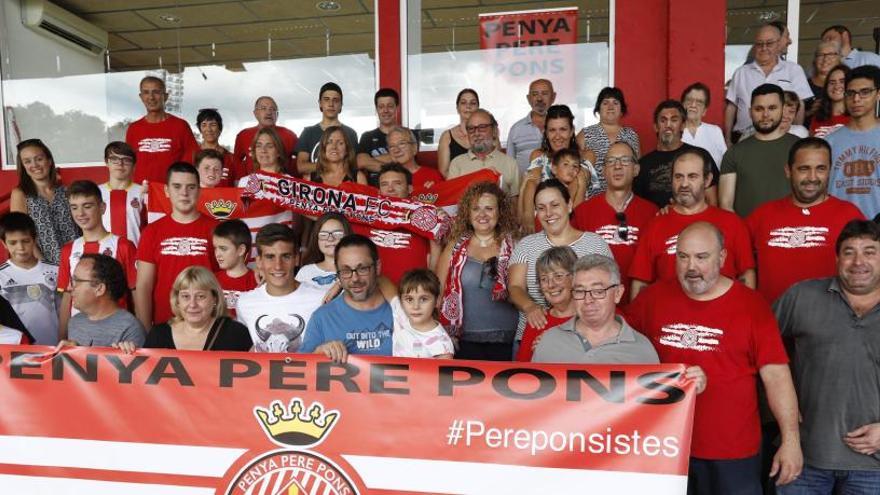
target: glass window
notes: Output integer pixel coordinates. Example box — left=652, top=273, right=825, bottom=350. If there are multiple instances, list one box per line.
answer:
left=1, top=0, right=376, bottom=168
left=725, top=1, right=789, bottom=83
left=405, top=0, right=610, bottom=150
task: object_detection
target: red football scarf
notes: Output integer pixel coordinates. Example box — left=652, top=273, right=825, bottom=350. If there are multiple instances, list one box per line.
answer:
left=241, top=171, right=451, bottom=240
left=411, top=169, right=501, bottom=211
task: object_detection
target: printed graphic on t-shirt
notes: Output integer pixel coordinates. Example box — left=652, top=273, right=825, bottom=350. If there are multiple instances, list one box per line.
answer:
left=137, top=138, right=173, bottom=153
left=223, top=290, right=241, bottom=312
left=834, top=147, right=879, bottom=196
left=159, top=237, right=209, bottom=256
left=767, top=226, right=829, bottom=248
left=594, top=224, right=640, bottom=246
left=252, top=313, right=306, bottom=353
left=368, top=229, right=411, bottom=249
left=312, top=274, right=337, bottom=286
left=660, top=323, right=723, bottom=352
left=347, top=322, right=393, bottom=352
left=664, top=235, right=678, bottom=254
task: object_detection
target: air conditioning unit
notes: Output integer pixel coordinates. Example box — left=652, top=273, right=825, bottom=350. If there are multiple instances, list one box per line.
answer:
left=21, top=0, right=109, bottom=56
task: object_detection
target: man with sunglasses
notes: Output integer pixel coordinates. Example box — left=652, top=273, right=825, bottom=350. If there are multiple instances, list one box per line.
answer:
left=447, top=108, right=521, bottom=197
left=627, top=222, right=802, bottom=494
left=825, top=65, right=880, bottom=219
left=629, top=148, right=755, bottom=301
left=301, top=234, right=393, bottom=363
left=573, top=142, right=658, bottom=304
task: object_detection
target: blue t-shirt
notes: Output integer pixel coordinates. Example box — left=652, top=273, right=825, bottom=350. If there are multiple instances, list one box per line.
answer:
left=826, top=125, right=880, bottom=219
left=300, top=295, right=393, bottom=355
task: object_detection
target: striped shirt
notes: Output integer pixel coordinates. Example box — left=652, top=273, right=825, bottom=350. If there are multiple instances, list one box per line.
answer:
left=99, top=182, right=145, bottom=246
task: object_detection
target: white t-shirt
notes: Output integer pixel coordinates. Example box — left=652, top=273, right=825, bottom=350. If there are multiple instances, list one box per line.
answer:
left=295, top=263, right=337, bottom=298
left=390, top=297, right=454, bottom=358
left=0, top=325, right=26, bottom=345
left=0, top=260, right=60, bottom=345
left=236, top=284, right=323, bottom=353
left=681, top=122, right=728, bottom=167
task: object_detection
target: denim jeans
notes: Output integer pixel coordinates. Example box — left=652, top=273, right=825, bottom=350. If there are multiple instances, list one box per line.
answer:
left=777, top=463, right=880, bottom=495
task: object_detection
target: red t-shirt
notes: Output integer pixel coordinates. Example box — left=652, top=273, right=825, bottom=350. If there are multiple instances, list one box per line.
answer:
left=352, top=224, right=429, bottom=285
left=809, top=114, right=850, bottom=139
left=232, top=125, right=299, bottom=181
left=137, top=215, right=217, bottom=324
left=126, top=115, right=200, bottom=184
left=58, top=235, right=138, bottom=312
left=573, top=194, right=659, bottom=294
left=214, top=269, right=258, bottom=318
left=629, top=206, right=755, bottom=284
left=746, top=196, right=864, bottom=303
left=626, top=280, right=788, bottom=459
left=516, top=312, right=573, bottom=362
left=411, top=166, right=444, bottom=191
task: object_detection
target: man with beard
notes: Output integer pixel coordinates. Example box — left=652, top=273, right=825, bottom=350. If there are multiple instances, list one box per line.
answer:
left=826, top=65, right=880, bottom=219
left=774, top=220, right=880, bottom=494
left=507, top=79, right=557, bottom=175
left=627, top=222, right=802, bottom=494
left=232, top=96, right=298, bottom=179
left=448, top=109, right=521, bottom=197
left=634, top=100, right=720, bottom=208
left=747, top=137, right=865, bottom=303
left=357, top=88, right=401, bottom=187
left=629, top=148, right=755, bottom=300
left=301, top=234, right=393, bottom=363
left=720, top=84, right=800, bottom=217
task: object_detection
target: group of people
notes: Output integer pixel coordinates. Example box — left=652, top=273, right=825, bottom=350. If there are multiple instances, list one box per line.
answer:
left=1, top=20, right=879, bottom=495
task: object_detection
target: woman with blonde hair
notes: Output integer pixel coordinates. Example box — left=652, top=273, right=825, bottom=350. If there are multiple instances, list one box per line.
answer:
left=308, top=126, right=366, bottom=186
left=435, top=181, right=520, bottom=360
left=145, top=266, right=252, bottom=351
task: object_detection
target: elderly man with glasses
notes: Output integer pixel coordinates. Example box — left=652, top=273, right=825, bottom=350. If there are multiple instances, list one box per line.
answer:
left=447, top=108, right=521, bottom=197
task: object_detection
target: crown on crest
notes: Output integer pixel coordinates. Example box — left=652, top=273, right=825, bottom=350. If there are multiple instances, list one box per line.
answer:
left=205, top=199, right=237, bottom=218
left=254, top=399, right=339, bottom=447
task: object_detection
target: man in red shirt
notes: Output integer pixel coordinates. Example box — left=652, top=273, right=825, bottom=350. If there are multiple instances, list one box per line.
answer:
left=386, top=127, right=443, bottom=191
left=747, top=137, right=865, bottom=303
left=573, top=141, right=658, bottom=298
left=135, top=163, right=217, bottom=328
left=629, top=148, right=755, bottom=300
left=351, top=163, right=440, bottom=284
left=232, top=96, right=298, bottom=180
left=126, top=76, right=200, bottom=184
left=627, top=222, right=802, bottom=494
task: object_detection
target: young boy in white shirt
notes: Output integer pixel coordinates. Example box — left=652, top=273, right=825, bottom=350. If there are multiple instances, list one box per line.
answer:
left=99, top=141, right=144, bottom=246
left=391, top=269, right=454, bottom=359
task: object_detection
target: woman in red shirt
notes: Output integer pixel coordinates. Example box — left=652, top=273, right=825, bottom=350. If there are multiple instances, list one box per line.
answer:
left=810, top=64, right=851, bottom=138
left=516, top=246, right=577, bottom=361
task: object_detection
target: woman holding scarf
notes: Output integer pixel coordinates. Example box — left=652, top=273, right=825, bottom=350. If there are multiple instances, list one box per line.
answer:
left=435, top=182, right=520, bottom=360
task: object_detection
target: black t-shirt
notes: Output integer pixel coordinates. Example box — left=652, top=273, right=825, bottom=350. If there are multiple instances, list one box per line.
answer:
left=357, top=128, right=389, bottom=187
left=146, top=317, right=253, bottom=351
left=633, top=143, right=720, bottom=209
left=295, top=123, right=359, bottom=164
left=0, top=294, right=32, bottom=343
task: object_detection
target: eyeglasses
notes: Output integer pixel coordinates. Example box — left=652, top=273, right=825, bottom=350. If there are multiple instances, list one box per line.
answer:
left=16, top=138, right=44, bottom=151
left=538, top=271, right=572, bottom=286
left=815, top=52, right=839, bottom=60
left=606, top=156, right=635, bottom=166
left=683, top=97, right=706, bottom=106
left=615, top=212, right=629, bottom=241
left=318, top=230, right=346, bottom=241
left=571, top=284, right=619, bottom=300
left=844, top=88, right=878, bottom=99
left=255, top=106, right=278, bottom=113
left=107, top=155, right=134, bottom=166
left=388, top=142, right=414, bottom=151
left=71, top=277, right=98, bottom=287
left=465, top=123, right=494, bottom=133
left=754, top=39, right=779, bottom=49
left=338, top=264, right=374, bottom=279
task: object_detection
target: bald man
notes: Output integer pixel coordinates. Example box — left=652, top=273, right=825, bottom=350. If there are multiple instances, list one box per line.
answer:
left=627, top=222, right=802, bottom=494
left=232, top=96, right=299, bottom=180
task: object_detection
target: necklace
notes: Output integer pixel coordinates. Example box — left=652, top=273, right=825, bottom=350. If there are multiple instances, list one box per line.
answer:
left=473, top=234, right=495, bottom=247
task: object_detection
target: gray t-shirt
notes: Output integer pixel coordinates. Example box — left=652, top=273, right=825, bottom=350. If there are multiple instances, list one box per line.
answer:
left=295, top=123, right=359, bottom=163
left=69, top=309, right=145, bottom=347
left=532, top=315, right=659, bottom=364
left=720, top=133, right=799, bottom=217
left=774, top=278, right=880, bottom=471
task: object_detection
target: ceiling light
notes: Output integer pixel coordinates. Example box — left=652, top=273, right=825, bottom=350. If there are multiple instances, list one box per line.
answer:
left=158, top=13, right=181, bottom=24
left=316, top=1, right=341, bottom=12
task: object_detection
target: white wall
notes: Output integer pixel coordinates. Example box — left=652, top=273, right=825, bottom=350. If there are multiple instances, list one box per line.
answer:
left=1, top=0, right=103, bottom=80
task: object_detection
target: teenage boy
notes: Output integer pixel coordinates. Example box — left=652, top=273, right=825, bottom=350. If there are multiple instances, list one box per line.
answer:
left=58, top=180, right=138, bottom=338
left=295, top=82, right=359, bottom=175
left=99, top=141, right=145, bottom=246
left=136, top=162, right=217, bottom=328
left=237, top=224, right=323, bottom=353
left=0, top=212, right=59, bottom=344
left=213, top=219, right=257, bottom=318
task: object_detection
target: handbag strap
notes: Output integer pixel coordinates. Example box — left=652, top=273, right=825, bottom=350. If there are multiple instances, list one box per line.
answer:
left=203, top=317, right=226, bottom=351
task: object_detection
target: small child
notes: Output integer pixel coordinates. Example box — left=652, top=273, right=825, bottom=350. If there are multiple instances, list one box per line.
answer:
left=98, top=141, right=145, bottom=246
left=213, top=219, right=258, bottom=318
left=391, top=269, right=454, bottom=359
left=0, top=212, right=59, bottom=344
